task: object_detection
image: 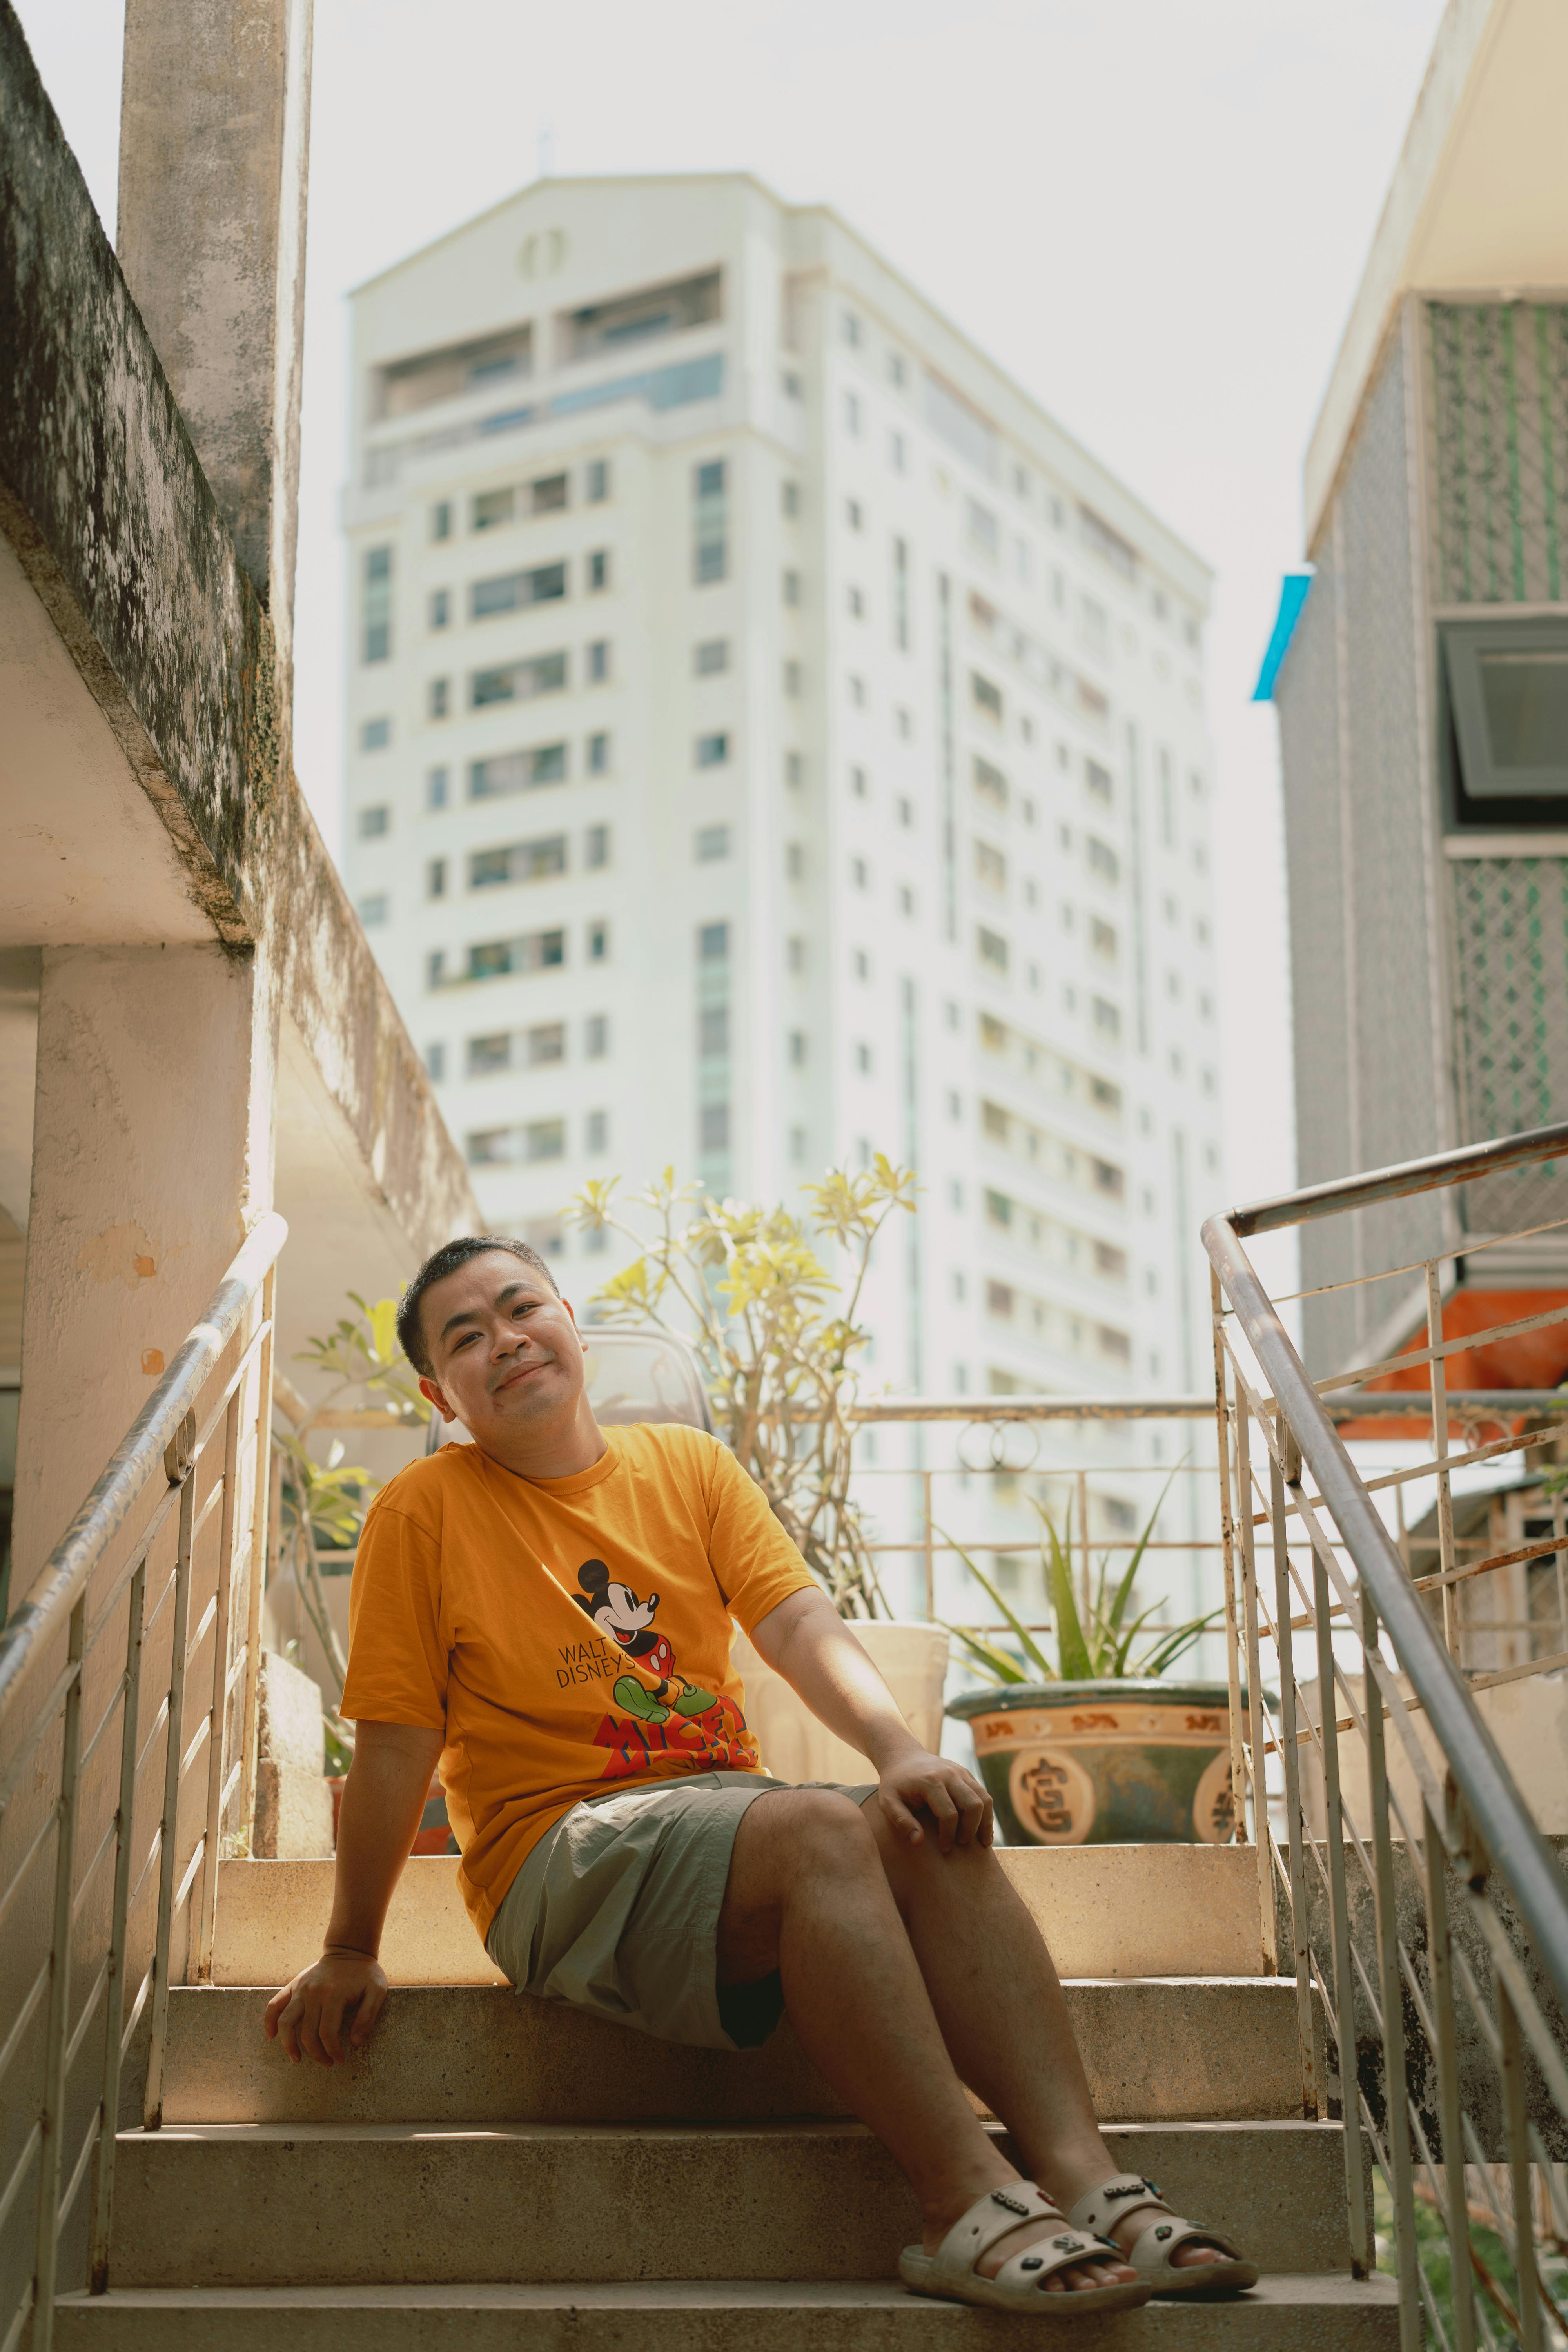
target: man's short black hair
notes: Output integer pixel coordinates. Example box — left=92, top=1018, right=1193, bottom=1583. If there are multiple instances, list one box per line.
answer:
left=397, top=1235, right=560, bottom=1377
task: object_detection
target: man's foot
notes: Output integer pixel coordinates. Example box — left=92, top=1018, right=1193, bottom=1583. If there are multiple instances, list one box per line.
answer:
left=923, top=2192, right=1138, bottom=2297
left=670, top=1681, right=718, bottom=1717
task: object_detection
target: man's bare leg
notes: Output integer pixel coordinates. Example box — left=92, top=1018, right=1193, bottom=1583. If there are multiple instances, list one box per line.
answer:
left=717, top=1789, right=1136, bottom=2293
left=861, top=1798, right=1223, bottom=2274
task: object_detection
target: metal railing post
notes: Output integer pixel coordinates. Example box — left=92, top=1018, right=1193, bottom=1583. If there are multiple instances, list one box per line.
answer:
left=29, top=1595, right=85, bottom=2352
left=1312, top=1536, right=1370, bottom=2275
left=1419, top=1788, right=1476, bottom=2352
left=920, top=1467, right=935, bottom=1621
left=194, top=1385, right=243, bottom=1981
left=1269, top=1453, right=1316, bottom=2115
left=1497, top=1973, right=1544, bottom=2352
left=1234, top=1401, right=1276, bottom=1968
left=87, top=1556, right=147, bottom=2295
left=1361, top=1585, right=1420, bottom=2349
left=1212, top=1270, right=1250, bottom=1853
left=143, top=1469, right=196, bottom=2131
left=1425, top=1263, right=1460, bottom=1660
left=237, top=1267, right=277, bottom=1852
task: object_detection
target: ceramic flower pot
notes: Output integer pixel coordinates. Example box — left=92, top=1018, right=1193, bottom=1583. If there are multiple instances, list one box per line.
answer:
left=946, top=1678, right=1239, bottom=1846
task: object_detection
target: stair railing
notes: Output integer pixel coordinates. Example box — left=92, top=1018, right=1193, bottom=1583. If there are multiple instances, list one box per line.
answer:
left=1207, top=1124, right=1568, bottom=2352
left=0, top=1212, right=286, bottom=2351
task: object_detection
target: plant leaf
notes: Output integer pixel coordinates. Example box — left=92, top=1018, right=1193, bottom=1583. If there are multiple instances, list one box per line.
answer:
left=1131, top=1606, right=1227, bottom=1679
left=1104, top=1462, right=1184, bottom=1638
left=941, top=1622, right=1031, bottom=1685
left=1036, top=1503, right=1094, bottom=1681
left=936, top=1529, right=1056, bottom=1680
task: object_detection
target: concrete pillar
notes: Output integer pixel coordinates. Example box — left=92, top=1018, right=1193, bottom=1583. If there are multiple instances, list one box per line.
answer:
left=116, top=0, right=312, bottom=699
left=9, top=944, right=276, bottom=1587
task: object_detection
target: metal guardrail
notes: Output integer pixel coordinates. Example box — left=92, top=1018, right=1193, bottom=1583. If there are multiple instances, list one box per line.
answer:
left=1206, top=1123, right=1568, bottom=2350
left=0, top=1213, right=285, bottom=2352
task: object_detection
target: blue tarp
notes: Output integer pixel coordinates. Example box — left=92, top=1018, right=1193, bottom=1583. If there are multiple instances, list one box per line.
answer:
left=1252, top=572, right=1313, bottom=701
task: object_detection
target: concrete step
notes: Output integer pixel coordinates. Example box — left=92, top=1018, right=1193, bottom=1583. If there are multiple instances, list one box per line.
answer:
left=163, top=1976, right=1310, bottom=2127
left=56, top=2273, right=1404, bottom=2350
left=212, top=1843, right=1269, bottom=1989
left=107, top=2119, right=1365, bottom=2287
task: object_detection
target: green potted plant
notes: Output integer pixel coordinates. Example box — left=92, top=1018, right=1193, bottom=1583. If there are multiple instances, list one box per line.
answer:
left=567, top=1161, right=949, bottom=1779
left=942, top=1486, right=1236, bottom=1846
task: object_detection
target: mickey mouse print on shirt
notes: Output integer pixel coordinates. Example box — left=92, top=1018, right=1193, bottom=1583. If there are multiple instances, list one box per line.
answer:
left=574, top=1560, right=720, bottom=1729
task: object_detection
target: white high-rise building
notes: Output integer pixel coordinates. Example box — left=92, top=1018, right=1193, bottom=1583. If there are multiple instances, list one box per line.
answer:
left=343, top=176, right=1222, bottom=1502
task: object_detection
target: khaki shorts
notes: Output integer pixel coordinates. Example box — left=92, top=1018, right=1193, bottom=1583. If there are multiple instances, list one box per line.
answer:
left=485, top=1770, right=877, bottom=2051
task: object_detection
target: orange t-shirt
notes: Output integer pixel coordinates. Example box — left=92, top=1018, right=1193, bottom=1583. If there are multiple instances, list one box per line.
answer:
left=338, top=1423, right=818, bottom=1940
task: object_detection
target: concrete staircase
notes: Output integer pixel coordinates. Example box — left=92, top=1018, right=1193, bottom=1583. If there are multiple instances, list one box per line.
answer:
left=55, top=1846, right=1400, bottom=2347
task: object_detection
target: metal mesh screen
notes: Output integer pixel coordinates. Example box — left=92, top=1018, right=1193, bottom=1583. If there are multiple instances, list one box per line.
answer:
left=1427, top=301, right=1568, bottom=605
left=1451, top=856, right=1568, bottom=1231
left=1278, top=330, right=1450, bottom=1370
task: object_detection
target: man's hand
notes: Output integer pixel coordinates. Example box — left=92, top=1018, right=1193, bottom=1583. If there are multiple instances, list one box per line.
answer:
left=263, top=1949, right=388, bottom=2066
left=875, top=1748, right=993, bottom=1854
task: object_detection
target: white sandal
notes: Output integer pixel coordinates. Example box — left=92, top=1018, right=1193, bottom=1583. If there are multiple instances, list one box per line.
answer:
left=1066, top=2172, right=1260, bottom=2298
left=900, top=2180, right=1154, bottom=2316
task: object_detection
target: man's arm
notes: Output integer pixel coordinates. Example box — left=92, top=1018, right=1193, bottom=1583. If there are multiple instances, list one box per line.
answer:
left=749, top=1587, right=992, bottom=1854
left=262, top=1719, right=444, bottom=2065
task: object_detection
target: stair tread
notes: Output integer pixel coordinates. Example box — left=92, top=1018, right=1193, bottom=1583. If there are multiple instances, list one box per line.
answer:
left=62, top=2275, right=1401, bottom=2311
left=126, top=2116, right=1345, bottom=2143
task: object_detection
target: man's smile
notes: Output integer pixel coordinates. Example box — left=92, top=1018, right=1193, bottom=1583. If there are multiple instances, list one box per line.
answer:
left=493, top=1352, right=554, bottom=1393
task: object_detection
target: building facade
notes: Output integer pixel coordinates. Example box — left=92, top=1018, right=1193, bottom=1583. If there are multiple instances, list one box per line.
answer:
left=1262, top=0, right=1568, bottom=1377
left=342, top=176, right=1222, bottom=1599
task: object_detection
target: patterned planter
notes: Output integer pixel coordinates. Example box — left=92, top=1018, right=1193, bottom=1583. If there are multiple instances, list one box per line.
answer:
left=947, top=1679, right=1238, bottom=1846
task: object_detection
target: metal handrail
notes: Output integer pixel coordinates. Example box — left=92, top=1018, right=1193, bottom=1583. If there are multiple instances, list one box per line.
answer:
left=1226, top=1114, right=1568, bottom=1238
left=0, top=1212, right=289, bottom=1720
left=0, top=1211, right=286, bottom=2352
left=1204, top=1209, right=1568, bottom=2017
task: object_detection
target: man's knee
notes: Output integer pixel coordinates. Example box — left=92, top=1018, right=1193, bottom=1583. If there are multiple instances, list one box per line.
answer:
left=767, top=1786, right=879, bottom=1875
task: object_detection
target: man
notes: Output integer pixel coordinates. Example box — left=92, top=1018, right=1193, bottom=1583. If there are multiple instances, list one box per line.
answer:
left=265, top=1236, right=1256, bottom=2316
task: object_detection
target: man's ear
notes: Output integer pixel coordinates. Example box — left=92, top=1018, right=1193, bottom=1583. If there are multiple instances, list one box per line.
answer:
left=418, top=1374, right=459, bottom=1424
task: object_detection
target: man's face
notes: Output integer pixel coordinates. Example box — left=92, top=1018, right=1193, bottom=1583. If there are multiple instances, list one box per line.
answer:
left=417, top=1251, right=586, bottom=1442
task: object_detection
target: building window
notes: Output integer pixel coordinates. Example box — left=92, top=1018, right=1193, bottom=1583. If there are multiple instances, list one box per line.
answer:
left=854, top=1041, right=872, bottom=1075
left=588, top=549, right=610, bottom=592
left=428, top=678, right=450, bottom=719
left=848, top=674, right=866, bottom=707
left=470, top=563, right=566, bottom=622
left=699, top=921, right=729, bottom=962
left=361, top=546, right=393, bottom=662
left=426, top=765, right=449, bottom=809
left=585, top=1109, right=609, bottom=1154
left=970, top=670, right=1003, bottom=722
left=430, top=500, right=452, bottom=542
left=846, top=498, right=863, bottom=531
left=586, top=731, right=611, bottom=774
left=526, top=1023, right=566, bottom=1065
left=525, top=1119, right=567, bottom=1162
left=889, top=430, right=906, bottom=473
left=587, top=920, right=609, bottom=962
left=973, top=840, right=1005, bottom=891
left=785, top=751, right=803, bottom=788
left=1087, top=836, right=1120, bottom=884
left=469, top=837, right=568, bottom=889
left=426, top=950, right=446, bottom=990
left=359, top=717, right=392, bottom=751
left=425, top=1042, right=446, bottom=1082
left=844, top=391, right=861, bottom=435
left=898, top=886, right=915, bottom=916
left=789, top=1125, right=808, bottom=1165
left=530, top=473, right=569, bottom=514
left=467, top=1032, right=512, bottom=1076
left=786, top=936, right=805, bottom=974
left=1086, top=759, right=1114, bottom=804
left=471, top=487, right=515, bottom=532
left=700, top=1102, right=730, bottom=1151
left=786, top=843, right=805, bottom=882
left=782, top=569, right=801, bottom=607
left=693, top=459, right=726, bottom=584
left=976, top=926, right=1009, bottom=974
left=700, top=1004, right=729, bottom=1054
left=471, top=652, right=568, bottom=707
left=973, top=755, right=1007, bottom=811
left=967, top=500, right=999, bottom=562
left=464, top=928, right=565, bottom=981
left=428, top=588, right=450, bottom=630
left=466, top=1126, right=513, bottom=1166
left=695, top=637, right=729, bottom=675
left=1092, top=996, right=1122, bottom=1040
left=357, top=804, right=390, bottom=839
left=587, top=639, right=611, bottom=683
left=585, top=458, right=610, bottom=503
left=853, top=949, right=870, bottom=980
left=851, top=856, right=869, bottom=889
left=782, top=479, right=800, bottom=518
left=1091, top=916, right=1117, bottom=958
left=1441, top=616, right=1568, bottom=813
left=696, top=732, right=730, bottom=768
left=358, top=893, right=388, bottom=927
left=584, top=824, right=610, bottom=869
left=847, top=586, right=864, bottom=619
left=892, top=537, right=909, bottom=650
left=695, top=824, right=730, bottom=861
left=426, top=857, right=447, bottom=899
left=585, top=1014, right=609, bottom=1057
left=842, top=310, right=862, bottom=347
left=783, top=660, right=802, bottom=697
left=789, top=1030, right=807, bottom=1068
left=469, top=742, right=568, bottom=797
